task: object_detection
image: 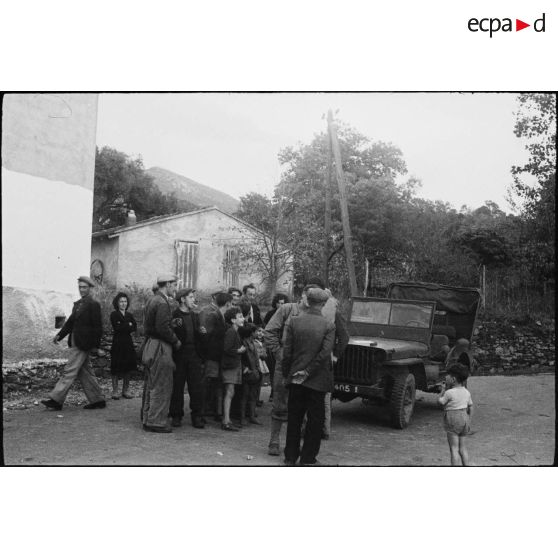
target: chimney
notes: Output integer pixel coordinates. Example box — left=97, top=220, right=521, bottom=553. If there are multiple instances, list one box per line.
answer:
left=126, top=210, right=137, bottom=226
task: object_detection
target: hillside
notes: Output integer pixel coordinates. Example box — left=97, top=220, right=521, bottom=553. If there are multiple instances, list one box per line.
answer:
left=146, top=166, right=240, bottom=214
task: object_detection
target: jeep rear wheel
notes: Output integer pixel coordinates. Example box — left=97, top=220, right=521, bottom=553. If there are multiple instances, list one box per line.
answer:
left=389, top=373, right=416, bottom=429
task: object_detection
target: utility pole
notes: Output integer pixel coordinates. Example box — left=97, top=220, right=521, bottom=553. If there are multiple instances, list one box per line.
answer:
left=328, top=110, right=358, bottom=297
left=323, top=125, right=333, bottom=287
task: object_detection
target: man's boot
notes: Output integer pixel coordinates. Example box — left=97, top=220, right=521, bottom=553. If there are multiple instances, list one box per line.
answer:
left=268, top=418, right=282, bottom=456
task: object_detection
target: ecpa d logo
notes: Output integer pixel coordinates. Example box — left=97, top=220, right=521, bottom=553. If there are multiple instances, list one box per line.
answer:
left=468, top=13, right=546, bottom=37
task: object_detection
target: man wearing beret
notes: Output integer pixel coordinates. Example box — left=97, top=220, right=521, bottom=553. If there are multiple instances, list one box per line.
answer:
left=141, top=274, right=181, bottom=433
left=281, top=288, right=335, bottom=465
left=42, top=276, right=106, bottom=411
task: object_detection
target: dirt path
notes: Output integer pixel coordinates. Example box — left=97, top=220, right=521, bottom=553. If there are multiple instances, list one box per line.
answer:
left=2, top=373, right=555, bottom=465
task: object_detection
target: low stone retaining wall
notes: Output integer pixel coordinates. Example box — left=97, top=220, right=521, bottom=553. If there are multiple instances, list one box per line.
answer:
left=3, top=320, right=554, bottom=397
left=472, top=319, right=555, bottom=374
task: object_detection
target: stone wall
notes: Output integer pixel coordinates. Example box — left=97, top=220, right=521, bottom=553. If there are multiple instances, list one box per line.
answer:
left=472, top=319, right=555, bottom=374
left=3, top=319, right=554, bottom=397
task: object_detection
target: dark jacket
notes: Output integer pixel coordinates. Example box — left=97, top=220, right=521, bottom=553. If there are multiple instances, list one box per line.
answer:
left=242, top=297, right=262, bottom=326
left=144, top=292, right=179, bottom=346
left=58, top=295, right=102, bottom=351
left=281, top=307, right=336, bottom=393
left=198, top=303, right=227, bottom=362
left=110, top=310, right=138, bottom=374
left=221, top=325, right=242, bottom=370
left=172, top=307, right=203, bottom=358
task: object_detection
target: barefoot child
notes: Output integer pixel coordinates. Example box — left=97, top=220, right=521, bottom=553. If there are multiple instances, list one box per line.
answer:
left=438, top=363, right=473, bottom=466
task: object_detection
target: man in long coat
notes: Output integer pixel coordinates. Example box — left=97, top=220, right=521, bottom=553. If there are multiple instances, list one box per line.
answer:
left=142, top=274, right=181, bottom=433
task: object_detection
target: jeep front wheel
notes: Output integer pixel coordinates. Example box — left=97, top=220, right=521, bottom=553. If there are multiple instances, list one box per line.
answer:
left=389, top=373, right=416, bottom=429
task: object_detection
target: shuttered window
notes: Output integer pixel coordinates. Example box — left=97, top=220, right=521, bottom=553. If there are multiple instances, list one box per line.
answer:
left=175, top=240, right=199, bottom=289
left=223, top=245, right=240, bottom=287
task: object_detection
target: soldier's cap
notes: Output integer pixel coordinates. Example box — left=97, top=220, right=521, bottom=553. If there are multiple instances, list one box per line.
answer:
left=306, top=287, right=329, bottom=304
left=157, top=274, right=177, bottom=283
left=77, top=276, right=96, bottom=287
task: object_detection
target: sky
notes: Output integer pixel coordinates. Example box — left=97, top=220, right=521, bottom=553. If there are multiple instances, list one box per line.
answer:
left=96, top=93, right=533, bottom=213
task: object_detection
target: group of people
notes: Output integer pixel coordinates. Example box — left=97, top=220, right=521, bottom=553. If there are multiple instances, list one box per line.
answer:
left=40, top=273, right=350, bottom=465
left=40, top=273, right=472, bottom=466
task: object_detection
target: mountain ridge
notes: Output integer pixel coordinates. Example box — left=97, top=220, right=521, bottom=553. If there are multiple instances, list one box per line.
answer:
left=146, top=166, right=240, bottom=215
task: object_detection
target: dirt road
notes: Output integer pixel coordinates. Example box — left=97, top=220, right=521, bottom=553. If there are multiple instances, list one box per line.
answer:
left=3, top=373, right=554, bottom=465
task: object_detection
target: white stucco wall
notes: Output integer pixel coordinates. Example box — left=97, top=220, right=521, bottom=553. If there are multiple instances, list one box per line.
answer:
left=117, top=210, right=258, bottom=290
left=91, top=209, right=293, bottom=296
left=2, top=94, right=98, bottom=362
left=2, top=169, right=93, bottom=295
left=90, top=237, right=119, bottom=289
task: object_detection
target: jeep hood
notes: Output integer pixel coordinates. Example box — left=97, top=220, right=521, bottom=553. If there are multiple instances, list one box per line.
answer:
left=348, top=336, right=429, bottom=361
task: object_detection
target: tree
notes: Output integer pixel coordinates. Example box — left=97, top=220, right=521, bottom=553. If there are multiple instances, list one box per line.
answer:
left=234, top=192, right=293, bottom=298
left=509, top=93, right=556, bottom=284
left=93, top=146, right=197, bottom=231
left=277, top=122, right=410, bottom=295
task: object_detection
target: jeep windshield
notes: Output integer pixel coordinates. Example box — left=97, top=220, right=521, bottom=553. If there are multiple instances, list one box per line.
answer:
left=351, top=300, right=433, bottom=328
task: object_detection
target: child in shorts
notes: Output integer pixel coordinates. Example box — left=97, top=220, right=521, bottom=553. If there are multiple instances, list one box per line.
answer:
left=221, top=307, right=246, bottom=431
left=438, top=363, right=473, bottom=466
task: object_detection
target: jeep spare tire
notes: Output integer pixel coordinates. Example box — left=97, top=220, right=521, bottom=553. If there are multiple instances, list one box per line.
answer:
left=389, top=372, right=416, bottom=429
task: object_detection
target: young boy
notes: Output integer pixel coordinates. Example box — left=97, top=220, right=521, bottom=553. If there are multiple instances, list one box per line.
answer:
left=238, top=323, right=263, bottom=426
left=438, top=363, right=473, bottom=466
left=221, top=307, right=246, bottom=431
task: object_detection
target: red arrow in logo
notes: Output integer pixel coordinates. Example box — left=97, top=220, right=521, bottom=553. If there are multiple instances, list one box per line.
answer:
left=516, top=19, right=530, bottom=31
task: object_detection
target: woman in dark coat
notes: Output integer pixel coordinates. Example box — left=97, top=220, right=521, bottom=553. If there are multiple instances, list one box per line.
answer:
left=110, top=292, right=138, bottom=399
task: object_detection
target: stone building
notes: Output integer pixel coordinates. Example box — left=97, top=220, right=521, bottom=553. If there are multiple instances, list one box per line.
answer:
left=90, top=206, right=293, bottom=296
left=2, top=94, right=99, bottom=363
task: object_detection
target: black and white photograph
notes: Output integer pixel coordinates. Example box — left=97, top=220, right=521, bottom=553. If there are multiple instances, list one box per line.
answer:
left=1, top=3, right=557, bottom=558
left=2, top=92, right=555, bottom=466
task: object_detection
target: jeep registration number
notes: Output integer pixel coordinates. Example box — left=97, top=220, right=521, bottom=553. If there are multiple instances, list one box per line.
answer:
left=334, top=383, right=358, bottom=394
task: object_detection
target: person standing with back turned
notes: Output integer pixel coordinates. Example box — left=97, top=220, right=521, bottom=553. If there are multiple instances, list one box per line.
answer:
left=282, top=288, right=335, bottom=465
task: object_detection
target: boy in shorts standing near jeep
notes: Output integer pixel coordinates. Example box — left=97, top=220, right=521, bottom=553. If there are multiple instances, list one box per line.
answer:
left=438, top=363, right=473, bottom=466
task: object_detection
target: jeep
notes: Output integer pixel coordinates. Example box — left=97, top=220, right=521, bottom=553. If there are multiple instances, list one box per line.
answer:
left=333, top=282, right=480, bottom=428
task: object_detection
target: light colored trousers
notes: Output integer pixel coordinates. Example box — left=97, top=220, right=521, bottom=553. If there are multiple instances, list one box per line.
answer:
left=49, top=347, right=105, bottom=404
left=141, top=338, right=175, bottom=428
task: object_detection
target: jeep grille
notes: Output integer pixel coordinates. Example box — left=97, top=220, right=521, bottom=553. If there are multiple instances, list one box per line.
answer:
left=334, top=346, right=384, bottom=385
